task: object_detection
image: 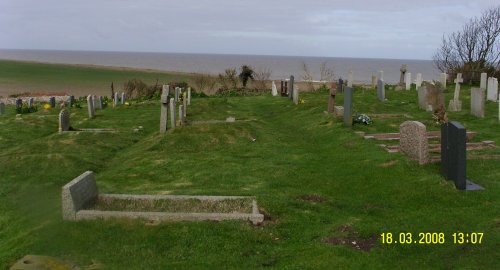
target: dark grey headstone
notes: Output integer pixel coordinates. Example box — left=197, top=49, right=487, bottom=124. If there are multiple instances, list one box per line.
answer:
left=338, top=79, right=344, bottom=93
left=68, top=96, right=75, bottom=107
left=441, top=121, right=483, bottom=191
left=49, top=97, right=56, bottom=108
left=289, top=75, right=294, bottom=100
left=343, top=86, right=353, bottom=126
left=377, top=79, right=385, bottom=101
left=15, top=98, right=22, bottom=109
left=27, top=97, right=34, bottom=108
left=98, top=96, right=104, bottom=109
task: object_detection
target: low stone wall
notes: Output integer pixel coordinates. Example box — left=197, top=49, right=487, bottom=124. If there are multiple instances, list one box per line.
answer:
left=61, top=171, right=98, bottom=220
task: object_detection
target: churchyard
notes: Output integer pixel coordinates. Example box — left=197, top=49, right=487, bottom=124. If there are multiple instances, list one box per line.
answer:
left=1, top=62, right=499, bottom=269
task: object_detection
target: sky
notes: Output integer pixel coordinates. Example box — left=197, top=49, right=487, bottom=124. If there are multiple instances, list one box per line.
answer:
left=0, top=0, right=497, bottom=60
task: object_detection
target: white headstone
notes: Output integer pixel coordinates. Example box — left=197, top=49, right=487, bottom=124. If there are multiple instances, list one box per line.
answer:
left=480, top=73, right=487, bottom=89
left=378, top=70, right=384, bottom=81
left=487, top=77, right=498, bottom=101
left=271, top=81, right=278, bottom=96
left=405, top=72, right=412, bottom=90
left=440, top=73, right=447, bottom=88
left=87, top=95, right=95, bottom=119
left=187, top=87, right=191, bottom=105
left=415, top=73, right=423, bottom=89
left=347, top=70, right=353, bottom=87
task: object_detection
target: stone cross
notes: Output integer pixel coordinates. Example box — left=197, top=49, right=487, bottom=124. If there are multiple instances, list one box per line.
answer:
left=160, top=86, right=169, bottom=133
left=440, top=73, right=447, bottom=88
left=169, top=98, right=176, bottom=129
left=58, top=109, right=70, bottom=132
left=87, top=95, right=95, bottom=119
left=187, top=87, right=191, bottom=105
left=182, top=92, right=187, bottom=118
left=0, top=102, right=5, bottom=115
left=480, top=73, right=487, bottom=89
left=378, top=70, right=384, bottom=81
left=327, top=82, right=337, bottom=113
left=49, top=97, right=56, bottom=108
left=271, top=81, right=278, bottom=96
left=347, top=70, right=353, bottom=87
left=400, top=121, right=429, bottom=165
left=15, top=98, right=22, bottom=109
left=343, top=86, right=353, bottom=126
left=399, top=64, right=407, bottom=85
left=27, top=98, right=34, bottom=108
left=415, top=73, right=423, bottom=88
left=121, top=92, right=126, bottom=105
left=453, top=73, right=463, bottom=101
left=470, top=87, right=485, bottom=118
left=377, top=79, right=385, bottom=101
left=288, top=75, right=294, bottom=100
left=405, top=73, right=412, bottom=90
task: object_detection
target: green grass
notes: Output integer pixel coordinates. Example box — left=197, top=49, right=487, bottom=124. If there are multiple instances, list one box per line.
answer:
left=0, top=64, right=499, bottom=269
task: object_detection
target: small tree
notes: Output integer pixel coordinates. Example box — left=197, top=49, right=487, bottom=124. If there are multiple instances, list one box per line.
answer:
left=253, top=67, right=272, bottom=90
left=239, top=65, right=254, bottom=88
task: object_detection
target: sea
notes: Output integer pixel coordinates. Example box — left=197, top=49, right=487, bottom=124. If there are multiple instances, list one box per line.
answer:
left=0, top=49, right=440, bottom=84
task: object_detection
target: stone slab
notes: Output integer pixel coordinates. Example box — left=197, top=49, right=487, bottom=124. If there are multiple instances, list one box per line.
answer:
left=62, top=171, right=98, bottom=220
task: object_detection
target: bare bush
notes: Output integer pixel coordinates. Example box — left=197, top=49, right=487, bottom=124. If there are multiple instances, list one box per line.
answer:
left=192, top=73, right=217, bottom=94
left=253, top=67, right=272, bottom=90
left=218, top=68, right=238, bottom=90
left=320, top=62, right=335, bottom=82
left=301, top=61, right=315, bottom=91
left=123, top=79, right=161, bottom=99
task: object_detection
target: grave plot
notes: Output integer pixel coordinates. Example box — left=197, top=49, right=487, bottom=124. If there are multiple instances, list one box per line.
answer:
left=189, top=117, right=256, bottom=125
left=62, top=171, right=264, bottom=225
left=58, top=109, right=116, bottom=133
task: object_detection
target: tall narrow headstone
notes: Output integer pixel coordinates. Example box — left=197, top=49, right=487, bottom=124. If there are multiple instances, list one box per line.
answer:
left=182, top=92, right=187, bottom=117
left=338, top=78, right=344, bottom=93
left=378, top=70, right=384, bottom=81
left=87, top=95, right=95, bottom=119
left=27, top=98, right=34, bottom=108
left=187, top=87, right=191, bottom=105
left=347, top=70, right=353, bottom=87
left=288, top=76, right=294, bottom=100
left=417, top=86, right=428, bottom=110
left=440, top=73, right=447, bottom=89
left=487, top=77, right=498, bottom=101
left=160, top=86, right=169, bottom=133
left=271, top=81, right=278, bottom=96
left=49, top=97, right=56, bottom=108
left=58, top=109, right=70, bottom=132
left=400, top=121, right=429, bottom=165
left=343, top=86, right=353, bottom=126
left=327, top=82, right=337, bottom=113
left=405, top=72, right=412, bottom=90
left=169, top=98, right=176, bottom=129
left=121, top=92, right=126, bottom=105
left=98, top=96, right=103, bottom=109
left=377, top=79, right=385, bottom=101
left=293, top=85, right=299, bottom=104
left=0, top=102, right=5, bottom=115
left=175, top=87, right=180, bottom=102
left=441, top=121, right=483, bottom=190
left=480, top=73, right=487, bottom=89
left=470, top=87, right=485, bottom=118
left=371, top=75, right=377, bottom=89
left=415, top=73, right=423, bottom=88
left=179, top=105, right=185, bottom=124
left=114, top=92, right=119, bottom=107
left=15, top=98, right=22, bottom=109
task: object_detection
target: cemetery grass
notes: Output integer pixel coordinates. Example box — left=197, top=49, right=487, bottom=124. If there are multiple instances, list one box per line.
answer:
left=0, top=84, right=499, bottom=269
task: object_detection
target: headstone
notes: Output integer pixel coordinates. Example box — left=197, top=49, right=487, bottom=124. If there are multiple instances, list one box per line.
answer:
left=182, top=92, right=187, bottom=117
left=169, top=98, right=176, bottom=129
left=405, top=72, right=412, bottom=90
left=92, top=95, right=98, bottom=109
left=58, top=109, right=70, bottom=132
left=271, top=81, right=278, bottom=96
left=27, top=98, right=34, bottom=108
left=347, top=70, right=353, bottom=87
left=163, top=84, right=170, bottom=96
left=280, top=81, right=286, bottom=96
left=293, top=84, right=299, bottom=105
left=415, top=73, right=423, bottom=88
left=487, top=77, right=498, bottom=101
left=15, top=98, right=22, bottom=109
left=327, top=82, right=337, bottom=113
left=399, top=64, right=407, bottom=85
left=425, top=82, right=445, bottom=112
left=175, top=87, right=180, bottom=102
left=378, top=70, right=384, bottom=81
left=480, top=73, right=487, bottom=89
left=448, top=74, right=463, bottom=111
left=98, top=96, right=103, bottom=109
left=160, top=86, right=169, bottom=133
left=417, top=86, right=428, bottom=110
left=179, top=105, right=185, bottom=124
left=470, top=87, right=485, bottom=118
left=0, top=102, right=5, bottom=115
left=343, top=86, right=353, bottom=126
left=87, top=95, right=95, bottom=119
left=69, top=96, right=75, bottom=107
left=441, top=121, right=483, bottom=190
left=377, top=79, right=385, bottom=101
left=121, top=92, right=126, bottom=105
left=371, top=75, right=377, bottom=89
left=440, top=73, right=447, bottom=89
left=114, top=92, right=119, bottom=107
left=399, top=121, right=429, bottom=165
left=187, top=87, right=191, bottom=105
left=334, top=106, right=344, bottom=116
left=288, top=75, right=294, bottom=100
left=338, top=78, right=344, bottom=93
left=49, top=97, right=56, bottom=108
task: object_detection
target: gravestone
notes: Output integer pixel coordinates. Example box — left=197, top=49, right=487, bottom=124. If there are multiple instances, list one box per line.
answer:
left=343, top=86, right=353, bottom=126
left=415, top=73, right=423, bottom=89
left=271, top=81, right=278, bottom=96
left=0, top=102, right=5, bottom=115
left=58, top=109, right=70, bottom=132
left=378, top=70, right=384, bottom=81
left=87, top=95, right=95, bottom=119
left=182, top=92, right=187, bottom=117
left=179, top=105, right=185, bottom=124
left=441, top=121, right=483, bottom=190
left=470, top=87, right=485, bottom=118
left=162, top=84, right=170, bottom=95
left=69, top=96, right=75, bottom=107
left=15, top=98, right=22, bottom=109
left=114, top=92, right=119, bottom=107
left=293, top=84, right=299, bottom=104
left=175, top=87, right=180, bottom=102
left=377, top=79, right=385, bottom=101
left=187, top=87, right=191, bottom=105
left=480, top=73, right=487, bottom=89
left=160, top=86, right=169, bottom=133
left=49, top=97, right=56, bottom=108
left=405, top=72, right=412, bottom=90
left=487, top=77, right=498, bottom=101
left=448, top=74, right=463, bottom=111
left=347, top=70, right=353, bottom=87
left=27, top=98, right=34, bottom=108
left=371, top=75, right=377, bottom=89
left=98, top=96, right=103, bottom=109
left=280, top=81, right=286, bottom=96
left=170, top=98, right=176, bottom=129
left=399, top=64, right=407, bottom=85
left=288, top=75, right=294, bottom=100
left=399, top=121, right=429, bottom=165
left=121, top=92, right=126, bottom=105
left=417, top=86, right=428, bottom=110
left=440, top=73, right=447, bottom=89
left=338, top=78, right=344, bottom=93
left=425, top=82, right=445, bottom=112
left=327, top=82, right=337, bottom=113
left=92, top=95, right=98, bottom=109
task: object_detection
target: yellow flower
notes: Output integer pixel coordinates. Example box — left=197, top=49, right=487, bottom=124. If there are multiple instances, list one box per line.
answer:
left=125, top=102, right=130, bottom=106
left=43, top=103, right=51, bottom=110
left=299, top=98, right=305, bottom=104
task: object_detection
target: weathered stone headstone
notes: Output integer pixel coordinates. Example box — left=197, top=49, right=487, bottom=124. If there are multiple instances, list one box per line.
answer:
left=170, top=98, right=176, bottom=129
left=49, top=97, right=56, bottom=108
left=160, top=86, right=169, bottom=133
left=187, top=87, right=192, bottom=105
left=92, top=95, right=98, bottom=109
left=425, top=82, right=445, bottom=112
left=415, top=73, right=423, bottom=89
left=400, top=121, right=429, bottom=165
left=288, top=75, right=294, bottom=100
left=162, top=84, right=170, bottom=96
left=87, top=95, right=95, bottom=119
left=27, top=97, right=34, bottom=108
left=405, top=72, right=412, bottom=90
left=371, top=74, right=376, bottom=89
left=343, top=86, right=353, bottom=126
left=487, top=77, right=498, bottom=101
left=441, top=121, right=483, bottom=191
left=271, top=81, right=278, bottom=96
left=440, top=73, right=447, bottom=89
left=121, top=92, right=126, bottom=105
left=327, top=82, right=337, bottom=113
left=377, top=79, right=385, bottom=101
left=98, top=96, right=103, bottom=109
left=15, top=98, right=22, bottom=109
left=58, top=109, right=70, bottom=132
left=480, top=73, right=487, bottom=89
left=417, top=86, right=428, bottom=110
left=347, top=70, right=353, bottom=87
left=399, top=64, right=407, bottom=85
left=182, top=92, right=187, bottom=117
left=179, top=105, right=185, bottom=124
left=293, top=84, right=299, bottom=104
left=470, top=87, right=485, bottom=118
left=114, top=92, right=119, bottom=107
left=0, top=102, right=5, bottom=115
left=378, top=70, right=384, bottom=81
left=338, top=78, right=344, bottom=93
left=448, top=73, right=463, bottom=111
left=175, top=87, right=180, bottom=102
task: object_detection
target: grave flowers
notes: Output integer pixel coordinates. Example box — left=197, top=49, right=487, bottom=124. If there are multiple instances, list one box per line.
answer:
left=353, top=114, right=372, bottom=125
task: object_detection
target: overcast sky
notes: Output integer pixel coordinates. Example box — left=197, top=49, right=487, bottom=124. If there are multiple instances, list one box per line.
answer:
left=0, top=0, right=497, bottom=60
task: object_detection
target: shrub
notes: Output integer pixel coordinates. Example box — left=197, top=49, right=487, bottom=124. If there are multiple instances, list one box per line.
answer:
left=239, top=65, right=254, bottom=88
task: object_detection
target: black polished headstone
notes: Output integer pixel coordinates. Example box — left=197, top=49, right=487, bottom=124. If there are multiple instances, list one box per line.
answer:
left=343, top=86, right=353, bottom=126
